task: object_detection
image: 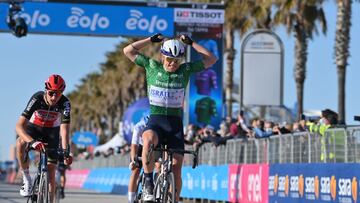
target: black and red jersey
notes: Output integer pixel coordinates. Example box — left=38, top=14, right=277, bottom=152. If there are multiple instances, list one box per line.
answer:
left=22, top=91, right=71, bottom=128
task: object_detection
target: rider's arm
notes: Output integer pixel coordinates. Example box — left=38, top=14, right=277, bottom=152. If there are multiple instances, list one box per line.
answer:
left=60, top=123, right=70, bottom=151
left=123, top=37, right=152, bottom=62
left=15, top=116, right=33, bottom=143
left=130, top=144, right=138, bottom=163
left=192, top=41, right=218, bottom=69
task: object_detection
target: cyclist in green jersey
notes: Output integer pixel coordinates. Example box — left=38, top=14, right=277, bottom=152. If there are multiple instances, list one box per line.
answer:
left=123, top=33, right=217, bottom=202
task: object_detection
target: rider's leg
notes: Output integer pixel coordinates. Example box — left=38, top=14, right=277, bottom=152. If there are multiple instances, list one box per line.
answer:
left=173, top=154, right=184, bottom=202
left=48, top=163, right=56, bottom=203
left=141, top=130, right=158, bottom=201
left=128, top=167, right=140, bottom=203
left=16, top=137, right=32, bottom=196
left=142, top=130, right=158, bottom=174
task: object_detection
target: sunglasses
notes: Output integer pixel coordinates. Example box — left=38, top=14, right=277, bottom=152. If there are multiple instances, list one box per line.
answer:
left=47, top=90, right=62, bottom=97
left=165, top=57, right=180, bottom=64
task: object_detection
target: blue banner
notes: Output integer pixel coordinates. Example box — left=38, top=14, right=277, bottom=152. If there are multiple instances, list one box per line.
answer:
left=0, top=2, right=174, bottom=37
left=72, top=131, right=99, bottom=146
left=122, top=97, right=150, bottom=143
left=83, top=168, right=130, bottom=194
left=181, top=165, right=228, bottom=201
left=188, top=38, right=223, bottom=128
left=269, top=163, right=360, bottom=203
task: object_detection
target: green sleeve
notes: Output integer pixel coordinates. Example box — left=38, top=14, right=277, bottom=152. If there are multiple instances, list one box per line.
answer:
left=134, top=53, right=150, bottom=69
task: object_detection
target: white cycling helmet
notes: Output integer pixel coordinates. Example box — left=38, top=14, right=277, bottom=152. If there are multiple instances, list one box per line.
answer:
left=160, top=39, right=185, bottom=58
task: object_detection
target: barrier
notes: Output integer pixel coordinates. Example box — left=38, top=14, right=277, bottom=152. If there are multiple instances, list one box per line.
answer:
left=269, top=163, right=360, bottom=203
left=68, top=127, right=360, bottom=202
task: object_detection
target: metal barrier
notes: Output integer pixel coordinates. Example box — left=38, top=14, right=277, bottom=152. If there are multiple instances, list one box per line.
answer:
left=72, top=127, right=360, bottom=169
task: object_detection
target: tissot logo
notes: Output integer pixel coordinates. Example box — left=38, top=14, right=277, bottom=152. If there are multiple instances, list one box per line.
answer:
left=176, top=11, right=223, bottom=19
left=174, top=8, right=224, bottom=24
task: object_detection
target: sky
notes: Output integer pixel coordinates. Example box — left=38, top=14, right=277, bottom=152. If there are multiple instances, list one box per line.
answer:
left=1, top=1, right=360, bottom=161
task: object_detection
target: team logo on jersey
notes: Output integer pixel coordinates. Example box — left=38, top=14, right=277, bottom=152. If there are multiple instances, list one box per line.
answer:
left=26, top=98, right=37, bottom=111
left=63, top=101, right=71, bottom=117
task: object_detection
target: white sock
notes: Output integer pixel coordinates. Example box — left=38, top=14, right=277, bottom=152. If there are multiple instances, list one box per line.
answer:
left=128, top=192, right=136, bottom=203
left=21, top=169, right=31, bottom=184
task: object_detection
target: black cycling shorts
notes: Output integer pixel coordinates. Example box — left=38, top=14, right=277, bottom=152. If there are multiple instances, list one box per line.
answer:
left=26, top=124, right=60, bottom=164
left=144, top=115, right=184, bottom=153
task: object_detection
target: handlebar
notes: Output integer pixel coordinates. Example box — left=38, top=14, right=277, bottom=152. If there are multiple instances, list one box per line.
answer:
left=146, top=144, right=198, bottom=169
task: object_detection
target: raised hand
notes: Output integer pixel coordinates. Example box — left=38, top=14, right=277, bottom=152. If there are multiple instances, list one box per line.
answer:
left=150, top=33, right=164, bottom=43
left=180, top=34, right=193, bottom=45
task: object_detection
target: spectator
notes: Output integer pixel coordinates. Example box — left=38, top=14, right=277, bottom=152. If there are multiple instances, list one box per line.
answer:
left=253, top=119, right=273, bottom=138
left=185, top=124, right=198, bottom=144
left=230, top=111, right=251, bottom=138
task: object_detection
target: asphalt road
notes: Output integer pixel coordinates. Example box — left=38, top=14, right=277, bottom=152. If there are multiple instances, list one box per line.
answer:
left=0, top=181, right=127, bottom=203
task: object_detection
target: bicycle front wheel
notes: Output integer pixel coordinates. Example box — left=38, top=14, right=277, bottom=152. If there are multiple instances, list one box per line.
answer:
left=134, top=172, right=143, bottom=203
left=162, top=172, right=175, bottom=203
left=37, top=172, right=49, bottom=203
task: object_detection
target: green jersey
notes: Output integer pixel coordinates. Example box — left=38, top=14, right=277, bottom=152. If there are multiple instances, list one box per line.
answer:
left=135, top=54, right=205, bottom=117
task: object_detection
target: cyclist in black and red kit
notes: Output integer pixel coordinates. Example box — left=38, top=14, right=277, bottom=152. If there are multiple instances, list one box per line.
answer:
left=15, top=74, right=73, bottom=203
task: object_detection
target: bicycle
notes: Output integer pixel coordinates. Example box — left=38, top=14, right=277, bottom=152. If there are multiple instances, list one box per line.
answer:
left=27, top=148, right=49, bottom=203
left=54, top=165, right=61, bottom=203
left=54, top=151, right=66, bottom=203
left=133, top=157, right=144, bottom=203
left=27, top=148, right=63, bottom=203
left=146, top=144, right=198, bottom=203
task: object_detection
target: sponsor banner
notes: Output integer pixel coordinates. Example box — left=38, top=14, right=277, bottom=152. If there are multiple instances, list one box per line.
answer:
left=65, top=169, right=90, bottom=189
left=181, top=165, right=228, bottom=201
left=174, top=7, right=224, bottom=128
left=269, top=163, right=360, bottom=203
left=72, top=131, right=99, bottom=146
left=0, top=2, right=174, bottom=37
left=185, top=37, right=223, bottom=128
left=228, top=164, right=269, bottom=203
left=83, top=168, right=130, bottom=194
left=174, top=8, right=224, bottom=24
left=122, top=97, right=150, bottom=144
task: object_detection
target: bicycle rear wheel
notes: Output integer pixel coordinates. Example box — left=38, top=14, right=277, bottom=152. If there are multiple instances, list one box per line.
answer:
left=37, top=172, right=49, bottom=203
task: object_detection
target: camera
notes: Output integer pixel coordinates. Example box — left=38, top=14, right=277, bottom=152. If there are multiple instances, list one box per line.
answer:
left=7, top=2, right=27, bottom=38
left=354, top=116, right=360, bottom=122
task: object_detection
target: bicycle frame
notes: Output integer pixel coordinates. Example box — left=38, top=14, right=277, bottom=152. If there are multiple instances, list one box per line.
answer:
left=148, top=145, right=198, bottom=203
left=28, top=149, right=49, bottom=203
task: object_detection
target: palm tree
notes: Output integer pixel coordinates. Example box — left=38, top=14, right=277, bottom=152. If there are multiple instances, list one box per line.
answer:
left=274, top=0, right=327, bottom=120
left=224, top=0, right=272, bottom=117
left=335, top=0, right=352, bottom=124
